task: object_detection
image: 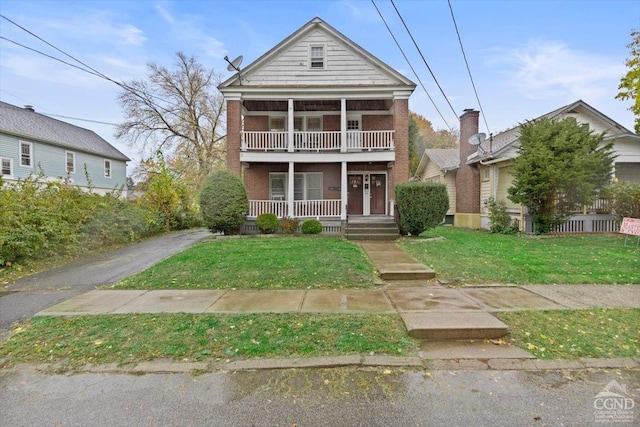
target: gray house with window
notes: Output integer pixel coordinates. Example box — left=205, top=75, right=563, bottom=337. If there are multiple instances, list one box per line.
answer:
left=0, top=101, right=129, bottom=195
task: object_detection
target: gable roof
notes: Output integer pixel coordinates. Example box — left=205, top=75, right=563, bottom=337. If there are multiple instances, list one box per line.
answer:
left=0, top=101, right=129, bottom=161
left=219, top=17, right=416, bottom=90
left=415, top=148, right=459, bottom=178
left=469, top=99, right=638, bottom=164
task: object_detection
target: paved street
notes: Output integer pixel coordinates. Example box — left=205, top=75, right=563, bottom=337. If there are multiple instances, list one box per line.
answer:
left=1, top=366, right=637, bottom=426
left=0, top=229, right=212, bottom=340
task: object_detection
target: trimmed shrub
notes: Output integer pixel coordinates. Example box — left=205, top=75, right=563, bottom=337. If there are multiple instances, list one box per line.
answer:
left=487, top=197, right=517, bottom=234
left=256, top=213, right=280, bottom=234
left=280, top=217, right=300, bottom=234
left=395, top=182, right=449, bottom=236
left=199, top=170, right=249, bottom=235
left=301, top=218, right=323, bottom=234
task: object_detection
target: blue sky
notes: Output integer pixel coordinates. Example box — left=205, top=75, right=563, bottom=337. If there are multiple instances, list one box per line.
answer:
left=1, top=0, right=638, bottom=166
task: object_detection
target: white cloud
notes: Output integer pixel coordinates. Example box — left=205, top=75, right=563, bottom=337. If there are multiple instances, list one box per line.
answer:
left=487, top=40, right=624, bottom=102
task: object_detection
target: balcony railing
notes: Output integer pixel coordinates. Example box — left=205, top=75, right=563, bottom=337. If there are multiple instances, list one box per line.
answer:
left=248, top=199, right=341, bottom=218
left=241, top=130, right=394, bottom=152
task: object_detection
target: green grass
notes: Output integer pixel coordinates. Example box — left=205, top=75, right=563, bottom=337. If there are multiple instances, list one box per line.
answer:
left=0, top=314, right=417, bottom=369
left=401, top=227, right=640, bottom=284
left=498, top=308, right=640, bottom=359
left=111, top=237, right=379, bottom=290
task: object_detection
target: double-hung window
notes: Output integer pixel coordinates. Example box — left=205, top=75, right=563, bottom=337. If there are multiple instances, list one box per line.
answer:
left=104, top=159, right=112, bottom=178
left=20, top=141, right=32, bottom=167
left=270, top=172, right=323, bottom=200
left=1, top=157, right=12, bottom=177
left=310, top=45, right=325, bottom=69
left=66, top=151, right=75, bottom=174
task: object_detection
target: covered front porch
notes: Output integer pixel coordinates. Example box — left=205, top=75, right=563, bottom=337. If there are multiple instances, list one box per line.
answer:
left=243, top=161, right=395, bottom=221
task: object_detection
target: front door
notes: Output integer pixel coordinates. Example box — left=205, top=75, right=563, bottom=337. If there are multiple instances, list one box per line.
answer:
left=370, top=174, right=386, bottom=214
left=347, top=174, right=363, bottom=215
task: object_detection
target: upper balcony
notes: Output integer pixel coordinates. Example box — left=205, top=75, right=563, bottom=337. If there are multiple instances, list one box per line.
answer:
left=241, top=130, right=395, bottom=153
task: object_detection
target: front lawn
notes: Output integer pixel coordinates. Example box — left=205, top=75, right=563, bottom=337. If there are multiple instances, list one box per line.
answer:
left=112, top=237, right=380, bottom=290
left=0, top=314, right=417, bottom=369
left=498, top=308, right=640, bottom=359
left=401, top=227, right=640, bottom=284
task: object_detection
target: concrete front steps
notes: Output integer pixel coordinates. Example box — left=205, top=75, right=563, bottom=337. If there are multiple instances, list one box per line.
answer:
left=345, top=218, right=399, bottom=241
left=401, top=312, right=509, bottom=340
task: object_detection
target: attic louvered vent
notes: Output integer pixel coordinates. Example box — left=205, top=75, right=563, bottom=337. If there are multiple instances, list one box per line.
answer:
left=310, top=45, right=324, bottom=69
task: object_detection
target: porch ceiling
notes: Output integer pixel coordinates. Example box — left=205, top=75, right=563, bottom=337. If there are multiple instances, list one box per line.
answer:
left=242, top=99, right=393, bottom=112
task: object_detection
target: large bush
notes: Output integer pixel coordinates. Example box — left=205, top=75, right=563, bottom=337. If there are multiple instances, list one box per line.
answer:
left=255, top=213, right=279, bottom=234
left=605, top=182, right=640, bottom=222
left=0, top=175, right=159, bottom=267
left=199, top=170, right=249, bottom=235
left=395, top=182, right=449, bottom=236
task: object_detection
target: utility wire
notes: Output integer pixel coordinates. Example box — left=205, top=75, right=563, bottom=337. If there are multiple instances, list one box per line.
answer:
left=0, top=36, right=105, bottom=79
left=447, top=0, right=490, bottom=134
left=370, top=0, right=452, bottom=130
left=43, top=113, right=117, bottom=126
left=0, top=14, right=178, bottom=114
left=390, top=0, right=458, bottom=118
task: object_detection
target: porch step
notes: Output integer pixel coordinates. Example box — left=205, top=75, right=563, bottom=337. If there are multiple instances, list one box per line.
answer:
left=345, top=220, right=399, bottom=241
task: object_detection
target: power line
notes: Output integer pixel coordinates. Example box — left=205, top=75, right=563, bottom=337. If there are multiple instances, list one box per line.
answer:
left=0, top=14, right=178, bottom=116
left=447, top=0, right=491, bottom=134
left=0, top=36, right=105, bottom=79
left=43, top=113, right=117, bottom=126
left=390, top=0, right=458, bottom=118
left=370, top=0, right=452, bottom=130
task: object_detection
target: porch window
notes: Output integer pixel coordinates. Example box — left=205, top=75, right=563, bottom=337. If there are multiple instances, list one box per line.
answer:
left=482, top=168, right=489, bottom=182
left=310, top=45, right=324, bottom=69
left=1, top=157, right=12, bottom=176
left=270, top=173, right=286, bottom=200
left=270, top=172, right=323, bottom=200
left=20, top=141, right=32, bottom=167
left=270, top=117, right=286, bottom=131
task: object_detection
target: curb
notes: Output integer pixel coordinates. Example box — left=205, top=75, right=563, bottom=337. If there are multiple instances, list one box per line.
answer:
left=7, top=356, right=639, bottom=375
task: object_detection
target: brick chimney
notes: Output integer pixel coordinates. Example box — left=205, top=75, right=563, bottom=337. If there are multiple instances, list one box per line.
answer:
left=456, top=109, right=480, bottom=213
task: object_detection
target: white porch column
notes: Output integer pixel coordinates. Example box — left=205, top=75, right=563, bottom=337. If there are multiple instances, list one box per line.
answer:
left=340, top=98, right=347, bottom=153
left=288, top=99, right=294, bottom=152
left=288, top=161, right=295, bottom=217
left=341, top=161, right=347, bottom=220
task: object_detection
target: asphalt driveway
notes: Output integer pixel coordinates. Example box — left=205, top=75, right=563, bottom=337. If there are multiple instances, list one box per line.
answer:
left=0, top=228, right=212, bottom=340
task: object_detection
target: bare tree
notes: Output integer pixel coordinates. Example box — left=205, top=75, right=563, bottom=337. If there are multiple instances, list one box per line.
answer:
left=116, top=52, right=226, bottom=190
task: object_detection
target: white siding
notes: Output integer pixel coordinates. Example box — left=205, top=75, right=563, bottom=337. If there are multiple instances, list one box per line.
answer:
left=443, top=173, right=456, bottom=215
left=421, top=159, right=442, bottom=181
left=480, top=166, right=492, bottom=215
left=248, top=29, right=398, bottom=86
left=496, top=164, right=518, bottom=210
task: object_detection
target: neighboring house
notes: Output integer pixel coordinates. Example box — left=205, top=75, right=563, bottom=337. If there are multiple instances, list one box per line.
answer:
left=0, top=101, right=129, bottom=195
left=415, top=148, right=458, bottom=222
left=218, top=17, right=415, bottom=233
left=427, top=100, right=640, bottom=232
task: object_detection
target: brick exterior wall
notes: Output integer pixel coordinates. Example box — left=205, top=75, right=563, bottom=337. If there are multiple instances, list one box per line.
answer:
left=392, top=98, right=410, bottom=201
left=243, top=163, right=341, bottom=200
left=323, top=114, right=340, bottom=131
left=362, top=114, right=393, bottom=131
left=245, top=116, right=269, bottom=131
left=456, top=109, right=480, bottom=213
left=226, top=99, right=242, bottom=175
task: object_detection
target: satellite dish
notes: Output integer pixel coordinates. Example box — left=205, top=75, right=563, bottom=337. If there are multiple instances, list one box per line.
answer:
left=225, top=55, right=243, bottom=72
left=468, top=133, right=486, bottom=146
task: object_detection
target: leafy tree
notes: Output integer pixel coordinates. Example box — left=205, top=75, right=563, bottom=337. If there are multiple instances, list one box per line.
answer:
left=140, top=153, right=194, bottom=231
left=116, top=52, right=226, bottom=195
left=508, top=117, right=615, bottom=233
left=409, top=112, right=458, bottom=176
left=616, top=29, right=640, bottom=133
left=199, top=170, right=249, bottom=235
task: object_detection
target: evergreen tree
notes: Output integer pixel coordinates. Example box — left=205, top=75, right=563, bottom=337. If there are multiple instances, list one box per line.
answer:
left=508, top=117, right=614, bottom=233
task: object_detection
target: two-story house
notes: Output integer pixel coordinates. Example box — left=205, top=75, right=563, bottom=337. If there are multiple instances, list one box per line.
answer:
left=219, top=17, right=416, bottom=234
left=0, top=101, right=129, bottom=195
